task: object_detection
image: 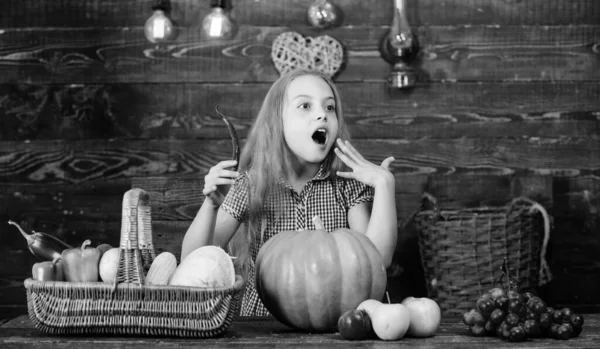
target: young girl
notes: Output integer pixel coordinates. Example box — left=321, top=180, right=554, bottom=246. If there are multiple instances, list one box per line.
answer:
left=181, top=68, right=397, bottom=316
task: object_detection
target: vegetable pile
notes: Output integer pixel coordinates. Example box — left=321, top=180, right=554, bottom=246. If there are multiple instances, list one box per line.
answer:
left=9, top=220, right=235, bottom=288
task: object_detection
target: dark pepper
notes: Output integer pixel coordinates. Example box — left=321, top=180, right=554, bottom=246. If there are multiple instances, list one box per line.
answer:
left=8, top=220, right=72, bottom=261
left=215, top=106, right=240, bottom=171
left=61, top=239, right=101, bottom=282
left=32, top=257, right=65, bottom=281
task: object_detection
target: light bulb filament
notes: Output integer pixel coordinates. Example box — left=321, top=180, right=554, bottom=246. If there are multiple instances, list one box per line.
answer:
left=144, top=9, right=174, bottom=44
left=209, top=16, right=224, bottom=37
left=153, top=17, right=166, bottom=39
left=202, top=7, right=237, bottom=40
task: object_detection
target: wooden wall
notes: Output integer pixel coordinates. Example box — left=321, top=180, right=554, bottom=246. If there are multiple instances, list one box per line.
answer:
left=0, top=0, right=599, bottom=316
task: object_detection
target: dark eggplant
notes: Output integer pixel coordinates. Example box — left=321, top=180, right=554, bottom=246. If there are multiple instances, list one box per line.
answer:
left=215, top=106, right=240, bottom=171
left=8, top=220, right=72, bottom=261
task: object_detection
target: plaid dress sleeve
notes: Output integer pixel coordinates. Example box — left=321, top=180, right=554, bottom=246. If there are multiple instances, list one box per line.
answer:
left=342, top=178, right=374, bottom=209
left=220, top=173, right=249, bottom=222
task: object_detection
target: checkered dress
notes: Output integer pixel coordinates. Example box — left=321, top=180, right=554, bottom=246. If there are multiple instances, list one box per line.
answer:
left=221, top=165, right=374, bottom=316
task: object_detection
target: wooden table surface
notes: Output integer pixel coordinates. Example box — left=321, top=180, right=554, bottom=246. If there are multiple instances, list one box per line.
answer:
left=1, top=314, right=598, bottom=348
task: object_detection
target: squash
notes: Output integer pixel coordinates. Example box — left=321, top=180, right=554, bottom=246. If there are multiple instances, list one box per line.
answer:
left=169, top=246, right=235, bottom=288
left=145, top=252, right=177, bottom=285
left=255, top=216, right=387, bottom=332
left=99, top=247, right=120, bottom=283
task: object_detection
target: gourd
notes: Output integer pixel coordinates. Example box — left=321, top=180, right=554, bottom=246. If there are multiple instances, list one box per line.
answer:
left=145, top=252, right=177, bottom=285
left=255, top=216, right=387, bottom=332
left=169, top=246, right=235, bottom=288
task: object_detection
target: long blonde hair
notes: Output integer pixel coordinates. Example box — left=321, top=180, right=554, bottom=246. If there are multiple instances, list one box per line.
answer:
left=228, top=69, right=351, bottom=276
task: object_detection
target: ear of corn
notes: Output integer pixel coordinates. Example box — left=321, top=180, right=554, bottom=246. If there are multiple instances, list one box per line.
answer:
left=145, top=252, right=177, bottom=285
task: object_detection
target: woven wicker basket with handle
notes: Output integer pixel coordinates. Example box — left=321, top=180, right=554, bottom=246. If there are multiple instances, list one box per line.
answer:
left=412, top=193, right=552, bottom=315
left=24, top=188, right=245, bottom=337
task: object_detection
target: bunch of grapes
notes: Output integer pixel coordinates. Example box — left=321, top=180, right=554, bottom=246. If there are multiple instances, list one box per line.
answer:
left=462, top=259, right=584, bottom=342
left=463, top=288, right=585, bottom=341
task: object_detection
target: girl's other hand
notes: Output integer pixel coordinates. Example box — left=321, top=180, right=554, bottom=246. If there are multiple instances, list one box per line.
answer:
left=334, top=139, right=394, bottom=188
left=203, top=160, right=239, bottom=207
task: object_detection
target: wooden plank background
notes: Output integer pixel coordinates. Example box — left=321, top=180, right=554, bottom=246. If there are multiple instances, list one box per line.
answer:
left=0, top=0, right=599, bottom=314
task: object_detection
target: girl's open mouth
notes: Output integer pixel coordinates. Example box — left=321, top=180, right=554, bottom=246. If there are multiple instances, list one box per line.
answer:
left=312, top=128, right=327, bottom=145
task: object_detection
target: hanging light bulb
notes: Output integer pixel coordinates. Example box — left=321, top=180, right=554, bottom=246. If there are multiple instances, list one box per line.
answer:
left=144, top=0, right=175, bottom=45
left=307, top=0, right=343, bottom=29
left=202, top=0, right=237, bottom=40
left=379, top=0, right=419, bottom=89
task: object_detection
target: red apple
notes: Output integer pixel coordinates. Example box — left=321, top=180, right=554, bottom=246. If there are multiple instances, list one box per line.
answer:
left=401, top=297, right=442, bottom=337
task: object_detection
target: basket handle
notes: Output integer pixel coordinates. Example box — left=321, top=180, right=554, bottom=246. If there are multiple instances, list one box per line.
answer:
left=402, top=192, right=440, bottom=229
left=507, top=197, right=553, bottom=286
left=529, top=201, right=553, bottom=286
left=417, top=192, right=440, bottom=217
left=421, top=192, right=438, bottom=210
left=112, top=188, right=150, bottom=292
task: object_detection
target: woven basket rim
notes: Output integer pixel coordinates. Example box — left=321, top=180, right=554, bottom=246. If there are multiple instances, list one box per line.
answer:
left=24, top=274, right=245, bottom=293
left=416, top=204, right=541, bottom=214
left=414, top=194, right=546, bottom=216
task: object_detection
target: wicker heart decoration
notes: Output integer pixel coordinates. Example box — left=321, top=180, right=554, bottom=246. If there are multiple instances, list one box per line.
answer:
left=271, top=31, right=344, bottom=79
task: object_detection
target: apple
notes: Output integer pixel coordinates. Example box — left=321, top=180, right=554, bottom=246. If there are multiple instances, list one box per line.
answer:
left=337, top=309, right=376, bottom=340
left=401, top=297, right=442, bottom=337
left=370, top=303, right=411, bottom=340
left=357, top=299, right=382, bottom=318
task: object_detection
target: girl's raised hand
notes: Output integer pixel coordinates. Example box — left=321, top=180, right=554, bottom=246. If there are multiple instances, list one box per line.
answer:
left=334, top=139, right=394, bottom=188
left=203, top=160, right=239, bottom=207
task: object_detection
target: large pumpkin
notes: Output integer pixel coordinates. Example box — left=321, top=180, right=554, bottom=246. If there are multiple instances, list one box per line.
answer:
left=255, top=216, right=387, bottom=332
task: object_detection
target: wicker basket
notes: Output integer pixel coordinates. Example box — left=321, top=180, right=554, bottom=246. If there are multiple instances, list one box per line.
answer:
left=412, top=193, right=552, bottom=315
left=24, top=188, right=245, bottom=337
